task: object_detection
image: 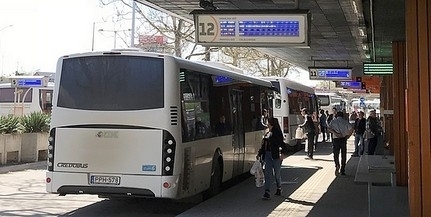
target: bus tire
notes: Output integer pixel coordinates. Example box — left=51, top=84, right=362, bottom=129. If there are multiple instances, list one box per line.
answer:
left=204, top=158, right=222, bottom=199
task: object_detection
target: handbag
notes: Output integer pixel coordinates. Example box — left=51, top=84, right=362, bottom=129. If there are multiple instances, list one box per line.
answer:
left=250, top=160, right=261, bottom=175
left=295, top=127, right=307, bottom=139
left=254, top=162, right=265, bottom=188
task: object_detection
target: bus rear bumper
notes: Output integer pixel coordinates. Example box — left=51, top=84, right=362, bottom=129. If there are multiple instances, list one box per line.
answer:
left=46, top=171, right=179, bottom=198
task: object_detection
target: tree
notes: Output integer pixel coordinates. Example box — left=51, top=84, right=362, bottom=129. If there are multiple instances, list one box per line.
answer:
left=99, top=0, right=296, bottom=78
left=100, top=0, right=195, bottom=57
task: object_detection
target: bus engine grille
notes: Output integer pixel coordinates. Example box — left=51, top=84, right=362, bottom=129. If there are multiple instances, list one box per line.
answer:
left=170, top=106, right=178, bottom=126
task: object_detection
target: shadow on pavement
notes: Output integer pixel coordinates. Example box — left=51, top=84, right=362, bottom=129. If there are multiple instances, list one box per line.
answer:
left=306, top=157, right=369, bottom=217
left=177, top=166, right=319, bottom=217
left=59, top=197, right=196, bottom=217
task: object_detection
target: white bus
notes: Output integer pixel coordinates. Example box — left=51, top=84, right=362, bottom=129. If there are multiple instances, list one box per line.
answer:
left=316, top=93, right=347, bottom=113
left=263, top=77, right=318, bottom=149
left=46, top=50, right=273, bottom=199
left=0, top=82, right=53, bottom=116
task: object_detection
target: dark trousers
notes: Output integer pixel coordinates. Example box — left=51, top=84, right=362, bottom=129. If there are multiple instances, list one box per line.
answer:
left=333, top=137, right=347, bottom=173
left=368, top=137, right=378, bottom=155
left=307, top=132, right=316, bottom=158
left=320, top=126, right=326, bottom=141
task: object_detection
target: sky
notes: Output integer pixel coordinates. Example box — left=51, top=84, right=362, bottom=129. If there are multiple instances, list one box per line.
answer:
left=0, top=0, right=318, bottom=86
left=0, top=0, right=123, bottom=76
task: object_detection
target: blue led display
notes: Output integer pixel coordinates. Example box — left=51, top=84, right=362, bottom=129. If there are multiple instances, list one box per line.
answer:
left=340, top=81, right=362, bottom=89
left=238, top=21, right=300, bottom=37
left=214, top=76, right=234, bottom=84
left=324, top=70, right=350, bottom=78
left=220, top=21, right=236, bottom=36
left=17, top=79, right=43, bottom=87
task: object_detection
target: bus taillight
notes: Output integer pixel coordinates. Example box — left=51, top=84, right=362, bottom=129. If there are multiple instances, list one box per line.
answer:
left=163, top=182, right=171, bottom=188
left=47, top=128, right=56, bottom=171
left=162, top=131, right=176, bottom=176
left=283, top=117, right=289, bottom=134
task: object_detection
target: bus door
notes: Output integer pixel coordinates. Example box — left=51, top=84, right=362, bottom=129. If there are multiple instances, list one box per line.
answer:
left=39, top=89, right=53, bottom=113
left=230, top=89, right=245, bottom=177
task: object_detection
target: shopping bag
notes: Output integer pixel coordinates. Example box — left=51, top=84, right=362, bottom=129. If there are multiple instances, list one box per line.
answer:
left=295, top=127, right=306, bottom=139
left=250, top=160, right=261, bottom=175
left=255, top=163, right=265, bottom=188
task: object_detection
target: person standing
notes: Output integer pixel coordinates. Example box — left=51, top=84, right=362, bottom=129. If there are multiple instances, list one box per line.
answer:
left=326, top=107, right=337, bottom=142
left=256, top=109, right=269, bottom=130
left=257, top=117, right=285, bottom=200
left=366, top=110, right=382, bottom=155
left=312, top=111, right=320, bottom=148
left=352, top=111, right=366, bottom=156
left=325, top=110, right=331, bottom=141
left=328, top=111, right=354, bottom=176
left=215, top=115, right=229, bottom=136
left=300, top=108, right=316, bottom=160
left=319, top=110, right=327, bottom=142
left=349, top=111, right=358, bottom=126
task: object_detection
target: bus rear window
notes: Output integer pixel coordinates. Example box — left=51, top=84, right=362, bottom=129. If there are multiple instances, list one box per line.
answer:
left=58, top=55, right=164, bottom=110
left=0, top=88, right=32, bottom=103
left=317, top=95, right=330, bottom=106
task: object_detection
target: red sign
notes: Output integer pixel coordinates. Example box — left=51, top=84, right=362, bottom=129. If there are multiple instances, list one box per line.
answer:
left=139, top=35, right=167, bottom=45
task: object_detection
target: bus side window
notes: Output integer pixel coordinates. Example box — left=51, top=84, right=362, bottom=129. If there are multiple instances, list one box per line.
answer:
left=180, top=70, right=211, bottom=141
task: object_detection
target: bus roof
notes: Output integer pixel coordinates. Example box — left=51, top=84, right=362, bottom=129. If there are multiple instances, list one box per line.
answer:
left=176, top=58, right=273, bottom=88
left=59, top=50, right=273, bottom=88
left=261, top=76, right=315, bottom=93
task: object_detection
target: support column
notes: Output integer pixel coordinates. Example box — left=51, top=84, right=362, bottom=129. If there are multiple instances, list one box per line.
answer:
left=406, top=0, right=431, bottom=216
left=380, top=76, right=393, bottom=155
left=392, top=41, right=408, bottom=186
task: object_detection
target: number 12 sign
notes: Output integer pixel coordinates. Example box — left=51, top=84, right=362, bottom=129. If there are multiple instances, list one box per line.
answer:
left=191, top=10, right=310, bottom=47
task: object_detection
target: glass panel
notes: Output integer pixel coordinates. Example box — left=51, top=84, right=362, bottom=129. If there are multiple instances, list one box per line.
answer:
left=0, top=88, right=32, bottom=102
left=58, top=55, right=164, bottom=110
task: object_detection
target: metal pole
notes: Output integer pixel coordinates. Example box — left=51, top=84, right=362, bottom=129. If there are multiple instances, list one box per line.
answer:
left=91, top=22, right=95, bottom=51
left=204, top=47, right=210, bottom=61
left=114, top=31, right=117, bottom=49
left=130, top=1, right=136, bottom=47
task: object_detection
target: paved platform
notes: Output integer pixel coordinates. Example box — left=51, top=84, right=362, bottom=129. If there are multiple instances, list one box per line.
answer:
left=0, top=138, right=409, bottom=217
left=177, top=137, right=408, bottom=217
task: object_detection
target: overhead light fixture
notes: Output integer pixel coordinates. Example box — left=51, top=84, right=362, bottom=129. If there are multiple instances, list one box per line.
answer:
left=352, top=0, right=359, bottom=14
left=199, top=0, right=217, bottom=10
left=359, top=28, right=366, bottom=37
left=362, top=44, right=369, bottom=50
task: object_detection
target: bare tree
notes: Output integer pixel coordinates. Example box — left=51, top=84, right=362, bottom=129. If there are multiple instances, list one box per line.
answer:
left=99, top=0, right=297, bottom=78
left=100, top=0, right=194, bottom=57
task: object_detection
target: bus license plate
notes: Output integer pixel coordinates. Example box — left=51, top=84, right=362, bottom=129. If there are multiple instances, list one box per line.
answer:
left=90, top=175, right=121, bottom=185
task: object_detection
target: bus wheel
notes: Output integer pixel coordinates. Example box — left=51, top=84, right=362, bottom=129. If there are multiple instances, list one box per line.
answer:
left=204, top=160, right=222, bottom=199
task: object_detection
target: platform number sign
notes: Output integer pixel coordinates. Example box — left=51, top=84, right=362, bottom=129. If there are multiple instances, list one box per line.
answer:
left=308, top=67, right=352, bottom=81
left=196, top=15, right=218, bottom=43
left=191, top=10, right=310, bottom=47
left=198, top=22, right=215, bottom=36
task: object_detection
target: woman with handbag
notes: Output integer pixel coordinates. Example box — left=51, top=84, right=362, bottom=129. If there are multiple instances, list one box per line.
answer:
left=256, top=117, right=285, bottom=200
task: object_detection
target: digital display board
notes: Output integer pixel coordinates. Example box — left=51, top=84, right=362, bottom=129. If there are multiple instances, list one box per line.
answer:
left=363, top=63, right=393, bottom=75
left=337, top=81, right=363, bottom=89
left=10, top=76, right=48, bottom=88
left=191, top=10, right=310, bottom=47
left=308, top=67, right=352, bottom=81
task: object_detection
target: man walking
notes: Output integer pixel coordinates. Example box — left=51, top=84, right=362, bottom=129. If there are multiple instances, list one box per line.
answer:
left=328, top=111, right=354, bottom=175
